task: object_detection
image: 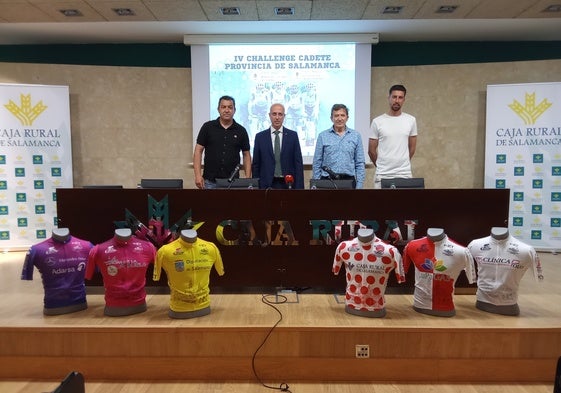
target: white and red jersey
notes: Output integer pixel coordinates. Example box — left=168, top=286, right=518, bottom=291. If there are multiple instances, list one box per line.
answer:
left=21, top=236, right=93, bottom=309
left=403, top=236, right=476, bottom=312
left=468, top=235, right=543, bottom=306
left=86, top=236, right=156, bottom=308
left=333, top=236, right=405, bottom=312
left=154, top=237, right=224, bottom=312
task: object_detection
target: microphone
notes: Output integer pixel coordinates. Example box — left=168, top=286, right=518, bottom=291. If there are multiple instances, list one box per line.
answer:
left=227, top=164, right=241, bottom=183
left=321, top=165, right=339, bottom=180
left=284, top=174, right=294, bottom=190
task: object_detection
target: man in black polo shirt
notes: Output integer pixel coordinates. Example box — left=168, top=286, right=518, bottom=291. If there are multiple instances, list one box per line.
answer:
left=193, top=95, right=252, bottom=189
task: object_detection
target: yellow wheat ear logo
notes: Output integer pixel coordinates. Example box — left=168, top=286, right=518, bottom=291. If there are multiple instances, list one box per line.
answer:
left=508, top=92, right=552, bottom=125
left=4, top=94, right=48, bottom=126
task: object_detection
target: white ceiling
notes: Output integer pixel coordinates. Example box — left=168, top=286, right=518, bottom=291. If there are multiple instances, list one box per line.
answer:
left=0, top=0, right=560, bottom=44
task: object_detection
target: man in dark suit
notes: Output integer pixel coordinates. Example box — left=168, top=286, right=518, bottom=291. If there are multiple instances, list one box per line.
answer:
left=252, top=103, right=304, bottom=189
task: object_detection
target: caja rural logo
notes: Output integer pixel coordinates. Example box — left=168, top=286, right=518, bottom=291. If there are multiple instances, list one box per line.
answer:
left=508, top=92, right=552, bottom=125
left=4, top=94, right=47, bottom=126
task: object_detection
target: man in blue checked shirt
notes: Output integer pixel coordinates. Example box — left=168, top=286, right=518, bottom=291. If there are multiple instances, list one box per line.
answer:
left=312, top=104, right=366, bottom=189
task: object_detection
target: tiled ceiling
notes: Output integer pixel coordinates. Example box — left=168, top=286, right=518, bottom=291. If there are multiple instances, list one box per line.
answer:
left=1, top=0, right=560, bottom=23
left=0, top=0, right=560, bottom=44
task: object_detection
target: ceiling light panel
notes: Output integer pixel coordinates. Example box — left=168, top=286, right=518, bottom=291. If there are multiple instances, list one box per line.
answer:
left=383, top=6, right=403, bottom=14
left=363, top=0, right=425, bottom=19
left=414, top=0, right=479, bottom=18
left=87, top=0, right=156, bottom=21
left=543, top=3, right=561, bottom=12
left=256, top=0, right=311, bottom=19
left=59, top=9, right=83, bottom=17
left=274, top=7, right=294, bottom=15
left=220, top=7, right=240, bottom=15
left=517, top=0, right=561, bottom=17
left=112, top=7, right=135, bottom=16
left=29, top=0, right=105, bottom=22
left=200, top=1, right=258, bottom=21
left=436, top=5, right=458, bottom=13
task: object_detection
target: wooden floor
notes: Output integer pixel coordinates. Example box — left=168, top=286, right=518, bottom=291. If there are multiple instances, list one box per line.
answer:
left=0, top=380, right=556, bottom=393
left=0, top=250, right=560, bottom=393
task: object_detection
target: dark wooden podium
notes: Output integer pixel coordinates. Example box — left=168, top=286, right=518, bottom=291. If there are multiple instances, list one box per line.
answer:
left=56, top=188, right=509, bottom=292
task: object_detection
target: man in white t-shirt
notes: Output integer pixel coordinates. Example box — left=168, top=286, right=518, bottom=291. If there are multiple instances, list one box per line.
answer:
left=369, top=84, right=418, bottom=189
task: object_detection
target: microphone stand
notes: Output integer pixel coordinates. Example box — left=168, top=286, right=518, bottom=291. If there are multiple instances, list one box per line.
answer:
left=321, top=166, right=339, bottom=189
left=226, top=164, right=241, bottom=190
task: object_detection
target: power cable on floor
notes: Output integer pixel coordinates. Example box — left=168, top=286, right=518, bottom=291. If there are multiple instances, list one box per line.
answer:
left=251, top=293, right=292, bottom=393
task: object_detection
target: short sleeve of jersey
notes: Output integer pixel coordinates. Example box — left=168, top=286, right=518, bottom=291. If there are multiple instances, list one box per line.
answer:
left=21, top=246, right=38, bottom=280
left=85, top=245, right=100, bottom=280
left=211, top=242, right=225, bottom=276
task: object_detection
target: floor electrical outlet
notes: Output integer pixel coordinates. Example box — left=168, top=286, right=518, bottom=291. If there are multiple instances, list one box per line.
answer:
left=355, top=344, right=370, bottom=358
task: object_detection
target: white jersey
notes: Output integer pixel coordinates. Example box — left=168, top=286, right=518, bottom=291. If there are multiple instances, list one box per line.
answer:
left=333, top=236, right=405, bottom=312
left=467, top=235, right=543, bottom=306
left=403, top=235, right=476, bottom=312
left=370, top=112, right=417, bottom=179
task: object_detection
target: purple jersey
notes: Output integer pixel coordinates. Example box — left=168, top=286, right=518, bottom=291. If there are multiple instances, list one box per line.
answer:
left=21, top=236, right=93, bottom=309
left=86, top=236, right=156, bottom=308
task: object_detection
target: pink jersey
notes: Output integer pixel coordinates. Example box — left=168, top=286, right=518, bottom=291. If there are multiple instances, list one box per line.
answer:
left=333, top=236, right=405, bottom=312
left=403, top=236, right=476, bottom=312
left=468, top=235, right=543, bottom=306
left=86, top=235, right=156, bottom=308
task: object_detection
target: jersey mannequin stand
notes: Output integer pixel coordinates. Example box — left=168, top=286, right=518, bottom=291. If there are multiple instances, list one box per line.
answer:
left=114, top=228, right=133, bottom=242
left=181, top=229, right=197, bottom=243
left=344, top=228, right=387, bottom=318
left=52, top=227, right=71, bottom=243
left=475, top=227, right=520, bottom=316
left=104, top=228, right=148, bottom=317
left=426, top=227, right=446, bottom=242
left=44, top=302, right=88, bottom=316
left=357, top=227, right=375, bottom=243
left=413, top=228, right=456, bottom=317
left=44, top=228, right=88, bottom=316
left=168, top=229, right=211, bottom=319
left=105, top=302, right=147, bottom=317
left=490, top=226, right=509, bottom=240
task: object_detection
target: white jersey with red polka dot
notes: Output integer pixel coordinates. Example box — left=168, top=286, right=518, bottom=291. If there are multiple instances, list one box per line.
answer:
left=333, top=236, right=405, bottom=312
